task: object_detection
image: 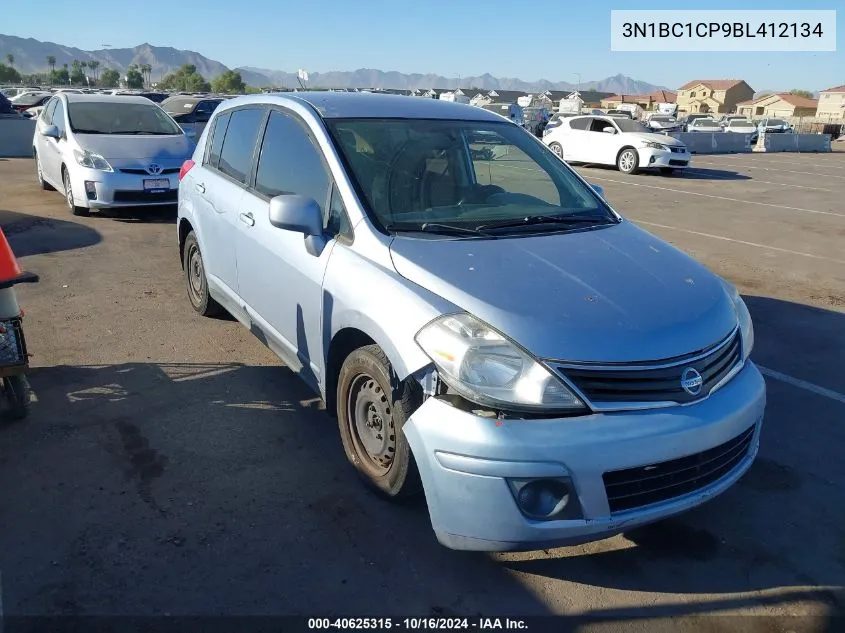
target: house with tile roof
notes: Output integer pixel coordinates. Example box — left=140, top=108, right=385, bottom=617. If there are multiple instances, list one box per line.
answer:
left=816, top=84, right=845, bottom=119
left=735, top=93, right=820, bottom=119
left=676, top=80, right=754, bottom=114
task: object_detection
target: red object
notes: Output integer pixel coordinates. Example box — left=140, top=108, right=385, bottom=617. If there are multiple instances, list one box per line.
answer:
left=0, top=228, right=39, bottom=290
left=178, top=159, right=195, bottom=181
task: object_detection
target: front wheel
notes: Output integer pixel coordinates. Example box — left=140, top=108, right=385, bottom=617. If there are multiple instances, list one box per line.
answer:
left=3, top=375, right=31, bottom=420
left=617, top=148, right=639, bottom=174
left=336, top=345, right=421, bottom=499
left=548, top=142, right=564, bottom=159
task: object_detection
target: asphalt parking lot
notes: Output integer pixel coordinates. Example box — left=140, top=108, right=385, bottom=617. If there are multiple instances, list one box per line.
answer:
left=0, top=151, right=844, bottom=630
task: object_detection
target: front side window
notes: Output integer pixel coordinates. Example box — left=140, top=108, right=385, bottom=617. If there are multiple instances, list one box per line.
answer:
left=217, top=108, right=265, bottom=184
left=327, top=118, right=615, bottom=236
left=254, top=110, right=330, bottom=207
left=51, top=100, right=66, bottom=136
left=67, top=102, right=183, bottom=135
left=41, top=98, right=57, bottom=123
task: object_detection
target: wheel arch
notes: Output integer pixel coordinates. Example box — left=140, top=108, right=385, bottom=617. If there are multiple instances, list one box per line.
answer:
left=178, top=217, right=194, bottom=269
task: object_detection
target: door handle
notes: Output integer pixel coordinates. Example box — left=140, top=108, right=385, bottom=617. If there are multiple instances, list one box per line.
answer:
left=195, top=183, right=206, bottom=194
left=239, top=212, right=255, bottom=227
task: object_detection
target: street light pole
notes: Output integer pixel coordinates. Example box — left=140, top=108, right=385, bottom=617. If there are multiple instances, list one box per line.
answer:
left=574, top=73, right=581, bottom=93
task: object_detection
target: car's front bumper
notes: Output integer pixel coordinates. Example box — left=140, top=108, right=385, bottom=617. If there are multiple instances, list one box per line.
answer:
left=403, top=361, right=766, bottom=551
left=68, top=166, right=179, bottom=209
left=638, top=147, right=691, bottom=169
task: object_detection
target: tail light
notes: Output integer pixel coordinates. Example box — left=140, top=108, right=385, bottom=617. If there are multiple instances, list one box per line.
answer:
left=178, top=160, right=195, bottom=181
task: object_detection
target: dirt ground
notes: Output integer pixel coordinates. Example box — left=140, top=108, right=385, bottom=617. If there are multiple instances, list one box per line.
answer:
left=0, top=152, right=843, bottom=631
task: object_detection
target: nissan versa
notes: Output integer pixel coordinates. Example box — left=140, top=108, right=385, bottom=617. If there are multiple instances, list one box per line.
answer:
left=177, top=93, right=766, bottom=552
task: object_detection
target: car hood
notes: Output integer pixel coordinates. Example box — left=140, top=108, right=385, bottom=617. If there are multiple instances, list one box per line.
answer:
left=75, top=134, right=193, bottom=161
left=626, top=132, right=686, bottom=146
left=389, top=222, right=737, bottom=363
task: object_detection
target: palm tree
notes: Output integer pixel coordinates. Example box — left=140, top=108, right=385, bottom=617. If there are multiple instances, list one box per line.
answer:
left=5, top=53, right=13, bottom=68
left=139, top=63, right=152, bottom=86
left=46, top=55, right=56, bottom=83
left=88, top=60, right=99, bottom=82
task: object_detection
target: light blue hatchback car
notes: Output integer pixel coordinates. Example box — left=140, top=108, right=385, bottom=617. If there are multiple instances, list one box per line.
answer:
left=177, top=92, right=765, bottom=552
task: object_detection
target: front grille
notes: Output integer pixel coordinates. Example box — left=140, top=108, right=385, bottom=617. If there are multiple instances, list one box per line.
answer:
left=603, top=425, right=755, bottom=513
left=119, top=168, right=180, bottom=175
left=559, top=330, right=741, bottom=405
left=113, top=190, right=178, bottom=203
left=670, top=147, right=685, bottom=153
left=669, top=159, right=689, bottom=166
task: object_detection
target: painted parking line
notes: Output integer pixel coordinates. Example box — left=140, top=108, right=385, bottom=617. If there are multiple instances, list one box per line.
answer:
left=703, top=155, right=845, bottom=170
left=634, top=220, right=845, bottom=266
left=584, top=175, right=845, bottom=219
left=758, top=366, right=845, bottom=405
left=683, top=169, right=833, bottom=192
left=695, top=160, right=845, bottom=180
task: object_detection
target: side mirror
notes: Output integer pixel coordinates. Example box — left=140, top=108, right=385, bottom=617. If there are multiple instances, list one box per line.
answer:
left=602, top=127, right=616, bottom=134
left=591, top=184, right=606, bottom=198
left=41, top=124, right=60, bottom=139
left=269, top=194, right=323, bottom=236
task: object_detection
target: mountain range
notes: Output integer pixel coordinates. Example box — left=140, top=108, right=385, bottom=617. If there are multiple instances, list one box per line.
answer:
left=0, top=34, right=665, bottom=94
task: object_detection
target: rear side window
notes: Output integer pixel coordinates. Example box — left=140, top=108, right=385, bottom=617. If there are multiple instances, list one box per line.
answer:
left=206, top=112, right=230, bottom=169
left=568, top=117, right=591, bottom=130
left=253, top=110, right=330, bottom=208
left=218, top=108, right=265, bottom=184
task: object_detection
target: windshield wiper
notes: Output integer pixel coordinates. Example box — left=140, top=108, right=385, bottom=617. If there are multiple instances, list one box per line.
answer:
left=475, top=214, right=616, bottom=232
left=385, top=222, right=493, bottom=238
left=72, top=129, right=104, bottom=134
left=114, top=131, right=173, bottom=135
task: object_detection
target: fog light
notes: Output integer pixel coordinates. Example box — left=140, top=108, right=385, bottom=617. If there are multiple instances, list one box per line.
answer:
left=508, top=477, right=582, bottom=521
left=649, top=156, right=656, bottom=164
left=84, top=181, right=97, bottom=200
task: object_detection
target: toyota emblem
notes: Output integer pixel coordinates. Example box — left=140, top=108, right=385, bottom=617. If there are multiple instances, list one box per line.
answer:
left=680, top=367, right=703, bottom=396
left=147, top=163, right=162, bottom=175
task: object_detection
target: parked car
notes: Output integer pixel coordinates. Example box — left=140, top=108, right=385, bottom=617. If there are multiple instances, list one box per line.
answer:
left=10, top=92, right=52, bottom=113
left=32, top=94, right=194, bottom=216
left=757, top=117, right=792, bottom=134
left=605, top=109, right=633, bottom=119
left=480, top=102, right=525, bottom=127
left=717, top=114, right=748, bottom=128
left=138, top=92, right=169, bottom=104
left=686, top=118, right=723, bottom=133
left=177, top=93, right=763, bottom=554
left=160, top=95, right=227, bottom=138
left=644, top=114, right=681, bottom=133
left=543, top=114, right=690, bottom=174
left=723, top=118, right=758, bottom=141
left=522, top=106, right=550, bottom=137
left=679, top=113, right=715, bottom=132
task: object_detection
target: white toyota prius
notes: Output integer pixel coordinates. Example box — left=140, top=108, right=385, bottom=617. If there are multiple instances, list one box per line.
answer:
left=543, top=114, right=691, bottom=175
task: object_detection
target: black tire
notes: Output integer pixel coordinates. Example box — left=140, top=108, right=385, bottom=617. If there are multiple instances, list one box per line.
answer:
left=336, top=344, right=422, bottom=499
left=3, top=375, right=31, bottom=420
left=62, top=167, right=89, bottom=216
left=34, top=151, right=54, bottom=191
left=182, top=231, right=223, bottom=317
left=549, top=142, right=564, bottom=159
left=617, top=148, right=639, bottom=175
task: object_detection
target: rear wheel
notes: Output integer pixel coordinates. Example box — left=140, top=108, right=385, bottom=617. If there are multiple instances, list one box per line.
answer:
left=63, top=168, right=88, bottom=216
left=183, top=231, right=223, bottom=317
left=549, top=142, right=564, bottom=159
left=336, top=345, right=421, bottom=499
left=617, top=148, right=639, bottom=174
left=3, top=375, right=31, bottom=420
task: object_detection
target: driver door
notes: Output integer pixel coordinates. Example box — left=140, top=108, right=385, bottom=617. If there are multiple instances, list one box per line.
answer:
left=586, top=117, right=621, bottom=166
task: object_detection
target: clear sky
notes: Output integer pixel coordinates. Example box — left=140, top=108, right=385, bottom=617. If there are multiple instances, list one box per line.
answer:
left=2, top=0, right=841, bottom=91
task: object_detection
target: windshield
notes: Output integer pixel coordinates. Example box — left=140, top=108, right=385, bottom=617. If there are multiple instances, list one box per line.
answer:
left=767, top=119, right=787, bottom=126
left=14, top=93, right=48, bottom=106
left=68, top=101, right=183, bottom=135
left=615, top=118, right=650, bottom=133
left=161, top=97, right=199, bottom=115
left=650, top=116, right=673, bottom=123
left=728, top=119, right=751, bottom=126
left=326, top=118, right=616, bottom=236
left=695, top=120, right=720, bottom=128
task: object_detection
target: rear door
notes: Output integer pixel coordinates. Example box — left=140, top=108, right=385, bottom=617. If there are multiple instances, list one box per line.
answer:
left=560, top=116, right=593, bottom=162
left=192, top=106, right=265, bottom=306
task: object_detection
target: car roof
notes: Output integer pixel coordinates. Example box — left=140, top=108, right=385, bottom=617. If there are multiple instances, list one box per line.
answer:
left=216, top=91, right=505, bottom=122
left=62, top=93, right=158, bottom=106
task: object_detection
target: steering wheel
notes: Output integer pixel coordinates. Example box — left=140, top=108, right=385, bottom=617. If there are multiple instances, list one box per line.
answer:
left=457, top=184, right=506, bottom=206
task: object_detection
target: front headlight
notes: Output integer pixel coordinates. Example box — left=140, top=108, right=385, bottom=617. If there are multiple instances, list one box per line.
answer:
left=643, top=141, right=668, bottom=150
left=415, top=313, right=586, bottom=412
left=73, top=149, right=113, bottom=172
left=724, top=282, right=754, bottom=360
